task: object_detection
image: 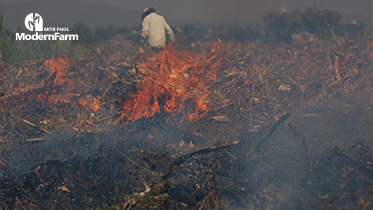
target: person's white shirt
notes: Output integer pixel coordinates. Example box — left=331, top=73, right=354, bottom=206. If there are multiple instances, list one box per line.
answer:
left=142, top=12, right=175, bottom=48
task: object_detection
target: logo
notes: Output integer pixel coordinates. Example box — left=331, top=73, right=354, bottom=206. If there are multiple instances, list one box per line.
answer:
left=16, top=13, right=78, bottom=41
left=24, top=13, right=43, bottom=31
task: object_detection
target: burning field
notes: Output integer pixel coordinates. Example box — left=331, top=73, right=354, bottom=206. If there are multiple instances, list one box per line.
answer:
left=120, top=41, right=224, bottom=124
left=0, top=33, right=373, bottom=210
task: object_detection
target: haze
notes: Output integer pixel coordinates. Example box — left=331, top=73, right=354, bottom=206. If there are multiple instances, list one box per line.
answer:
left=0, top=0, right=371, bottom=29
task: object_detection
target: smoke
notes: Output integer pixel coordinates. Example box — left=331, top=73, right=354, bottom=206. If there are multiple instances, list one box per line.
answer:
left=1, top=0, right=371, bottom=29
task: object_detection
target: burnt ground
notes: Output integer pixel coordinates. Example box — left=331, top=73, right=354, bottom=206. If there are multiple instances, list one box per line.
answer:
left=0, top=37, right=373, bottom=210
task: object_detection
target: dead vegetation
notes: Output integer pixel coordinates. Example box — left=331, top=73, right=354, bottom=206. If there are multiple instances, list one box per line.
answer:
left=0, top=21, right=372, bottom=209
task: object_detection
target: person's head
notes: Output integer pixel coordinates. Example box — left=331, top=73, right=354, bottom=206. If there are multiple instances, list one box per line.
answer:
left=142, top=7, right=156, bottom=21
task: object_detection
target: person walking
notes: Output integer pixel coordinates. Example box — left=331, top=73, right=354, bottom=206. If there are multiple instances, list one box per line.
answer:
left=141, top=7, right=175, bottom=51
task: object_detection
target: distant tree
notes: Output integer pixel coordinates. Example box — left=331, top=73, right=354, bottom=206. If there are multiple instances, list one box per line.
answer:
left=263, top=8, right=342, bottom=42
left=0, top=12, right=15, bottom=63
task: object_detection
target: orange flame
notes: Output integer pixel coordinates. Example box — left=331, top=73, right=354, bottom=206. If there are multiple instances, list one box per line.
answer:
left=78, top=95, right=101, bottom=112
left=120, top=41, right=224, bottom=124
left=43, top=54, right=70, bottom=86
left=8, top=54, right=101, bottom=112
left=8, top=55, right=72, bottom=109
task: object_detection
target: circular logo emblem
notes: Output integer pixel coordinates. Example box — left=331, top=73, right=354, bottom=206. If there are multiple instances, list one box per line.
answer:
left=24, top=13, right=43, bottom=31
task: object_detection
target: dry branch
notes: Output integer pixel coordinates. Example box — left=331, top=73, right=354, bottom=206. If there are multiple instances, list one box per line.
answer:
left=247, top=114, right=290, bottom=157
left=16, top=117, right=50, bottom=133
left=164, top=113, right=290, bottom=180
left=287, top=123, right=311, bottom=165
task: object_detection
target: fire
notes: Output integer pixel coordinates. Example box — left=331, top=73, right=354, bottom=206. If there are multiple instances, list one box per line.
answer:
left=78, top=95, right=101, bottom=112
left=120, top=41, right=225, bottom=124
left=43, top=54, right=70, bottom=86
left=8, top=54, right=101, bottom=112
left=35, top=54, right=74, bottom=109
left=8, top=54, right=72, bottom=109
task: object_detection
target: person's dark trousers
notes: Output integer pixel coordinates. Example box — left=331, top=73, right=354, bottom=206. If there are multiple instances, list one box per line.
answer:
left=151, top=46, right=164, bottom=53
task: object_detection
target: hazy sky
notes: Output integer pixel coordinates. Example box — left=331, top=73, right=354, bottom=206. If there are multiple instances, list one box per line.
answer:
left=0, top=0, right=371, bottom=29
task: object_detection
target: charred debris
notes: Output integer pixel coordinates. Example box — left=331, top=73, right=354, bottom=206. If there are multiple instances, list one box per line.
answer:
left=0, top=8, right=373, bottom=209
